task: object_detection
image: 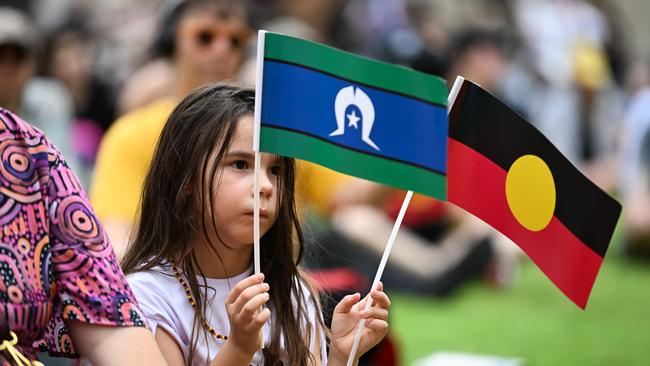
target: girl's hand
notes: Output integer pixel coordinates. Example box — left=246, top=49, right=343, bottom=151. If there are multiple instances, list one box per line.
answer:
left=329, top=282, right=391, bottom=364
left=224, top=273, right=271, bottom=358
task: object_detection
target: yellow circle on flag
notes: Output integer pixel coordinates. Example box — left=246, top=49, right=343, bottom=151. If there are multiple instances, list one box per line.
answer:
left=505, top=155, right=556, bottom=231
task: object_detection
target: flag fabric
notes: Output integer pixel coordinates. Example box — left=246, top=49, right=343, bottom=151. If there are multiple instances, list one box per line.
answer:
left=447, top=78, right=622, bottom=309
left=255, top=32, right=448, bottom=200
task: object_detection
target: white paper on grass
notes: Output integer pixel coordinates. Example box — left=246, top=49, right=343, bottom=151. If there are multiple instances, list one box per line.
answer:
left=413, top=351, right=524, bottom=366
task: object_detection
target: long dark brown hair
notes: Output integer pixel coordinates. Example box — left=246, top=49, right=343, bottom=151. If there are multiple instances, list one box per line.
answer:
left=122, top=84, right=322, bottom=365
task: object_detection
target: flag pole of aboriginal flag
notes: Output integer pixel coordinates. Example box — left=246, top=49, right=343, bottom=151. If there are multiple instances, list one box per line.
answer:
left=447, top=77, right=622, bottom=309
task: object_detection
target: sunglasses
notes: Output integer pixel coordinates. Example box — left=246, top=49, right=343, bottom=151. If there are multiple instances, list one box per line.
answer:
left=182, top=24, right=251, bottom=50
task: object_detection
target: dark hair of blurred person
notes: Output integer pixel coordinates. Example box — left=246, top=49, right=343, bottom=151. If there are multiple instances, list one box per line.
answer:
left=0, top=6, right=81, bottom=183
left=409, top=50, right=449, bottom=80
left=448, top=28, right=507, bottom=92
left=0, top=6, right=39, bottom=112
left=91, top=0, right=251, bottom=259
left=41, top=20, right=117, bottom=167
left=43, top=21, right=115, bottom=129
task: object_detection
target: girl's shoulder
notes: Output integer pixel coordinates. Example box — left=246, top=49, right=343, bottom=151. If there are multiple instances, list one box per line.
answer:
left=127, top=264, right=176, bottom=286
left=126, top=264, right=184, bottom=306
left=126, top=264, right=195, bottom=346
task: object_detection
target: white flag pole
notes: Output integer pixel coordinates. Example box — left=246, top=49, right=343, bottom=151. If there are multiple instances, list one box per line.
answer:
left=345, top=75, right=465, bottom=366
left=345, top=189, right=412, bottom=366
left=447, top=75, right=465, bottom=113
left=253, top=152, right=261, bottom=274
left=253, top=29, right=267, bottom=349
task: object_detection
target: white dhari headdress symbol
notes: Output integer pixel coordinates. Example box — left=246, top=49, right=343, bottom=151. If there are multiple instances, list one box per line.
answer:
left=329, top=86, right=380, bottom=151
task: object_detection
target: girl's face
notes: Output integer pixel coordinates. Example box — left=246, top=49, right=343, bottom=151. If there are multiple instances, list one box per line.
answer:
left=204, top=116, right=281, bottom=249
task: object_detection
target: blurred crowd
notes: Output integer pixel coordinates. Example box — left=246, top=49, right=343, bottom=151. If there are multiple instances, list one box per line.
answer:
left=1, top=0, right=650, bottom=355
left=2, top=0, right=650, bottom=364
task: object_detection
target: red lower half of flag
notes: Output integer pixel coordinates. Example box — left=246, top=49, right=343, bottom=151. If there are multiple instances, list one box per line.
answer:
left=448, top=139, right=603, bottom=309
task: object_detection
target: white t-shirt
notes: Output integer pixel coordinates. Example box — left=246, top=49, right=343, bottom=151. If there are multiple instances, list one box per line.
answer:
left=127, top=264, right=327, bottom=366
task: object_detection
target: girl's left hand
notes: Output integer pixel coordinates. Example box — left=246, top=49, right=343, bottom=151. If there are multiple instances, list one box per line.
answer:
left=329, top=282, right=391, bottom=364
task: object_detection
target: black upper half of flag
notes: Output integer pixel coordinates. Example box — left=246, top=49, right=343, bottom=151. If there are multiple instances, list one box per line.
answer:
left=449, top=80, right=622, bottom=258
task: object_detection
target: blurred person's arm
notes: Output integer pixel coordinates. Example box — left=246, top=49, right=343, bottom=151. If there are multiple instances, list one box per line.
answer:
left=625, top=128, right=650, bottom=238
left=68, top=321, right=167, bottom=366
left=624, top=166, right=650, bottom=237
left=329, top=178, right=392, bottom=212
left=332, top=202, right=492, bottom=281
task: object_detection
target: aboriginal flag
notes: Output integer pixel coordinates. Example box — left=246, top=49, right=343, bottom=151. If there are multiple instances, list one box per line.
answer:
left=447, top=78, right=621, bottom=309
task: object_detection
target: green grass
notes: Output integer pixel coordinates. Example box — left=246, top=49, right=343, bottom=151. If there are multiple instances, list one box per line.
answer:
left=390, top=251, right=650, bottom=365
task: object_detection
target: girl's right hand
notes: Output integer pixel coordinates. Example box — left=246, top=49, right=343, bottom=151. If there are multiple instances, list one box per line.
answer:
left=224, top=273, right=271, bottom=357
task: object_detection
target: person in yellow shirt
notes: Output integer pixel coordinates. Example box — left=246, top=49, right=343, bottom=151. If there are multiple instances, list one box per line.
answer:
left=91, top=0, right=251, bottom=258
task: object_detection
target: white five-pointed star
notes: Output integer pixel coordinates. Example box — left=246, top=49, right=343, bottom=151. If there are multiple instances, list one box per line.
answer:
left=347, top=110, right=360, bottom=129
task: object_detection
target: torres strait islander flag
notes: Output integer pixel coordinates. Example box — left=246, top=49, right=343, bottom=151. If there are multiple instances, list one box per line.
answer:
left=254, top=31, right=449, bottom=200
left=447, top=77, right=622, bottom=309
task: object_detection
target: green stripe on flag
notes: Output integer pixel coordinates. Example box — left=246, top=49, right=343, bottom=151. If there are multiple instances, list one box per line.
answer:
left=261, top=126, right=447, bottom=200
left=264, top=32, right=447, bottom=107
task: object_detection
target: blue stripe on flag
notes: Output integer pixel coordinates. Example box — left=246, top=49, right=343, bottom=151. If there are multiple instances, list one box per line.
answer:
left=261, top=60, right=447, bottom=174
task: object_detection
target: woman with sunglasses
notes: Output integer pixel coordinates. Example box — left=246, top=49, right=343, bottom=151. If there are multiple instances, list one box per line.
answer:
left=90, top=0, right=252, bottom=259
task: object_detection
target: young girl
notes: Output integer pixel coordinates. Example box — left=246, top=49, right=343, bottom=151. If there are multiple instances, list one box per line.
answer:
left=122, top=84, right=391, bottom=365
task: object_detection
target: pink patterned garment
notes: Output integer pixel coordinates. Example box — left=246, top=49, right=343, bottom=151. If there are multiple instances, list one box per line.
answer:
left=0, top=109, right=145, bottom=363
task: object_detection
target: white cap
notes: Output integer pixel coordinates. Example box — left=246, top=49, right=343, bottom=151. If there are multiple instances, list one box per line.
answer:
left=0, top=7, right=38, bottom=50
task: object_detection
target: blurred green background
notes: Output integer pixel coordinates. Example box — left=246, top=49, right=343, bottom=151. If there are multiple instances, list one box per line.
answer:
left=391, top=241, right=650, bottom=365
